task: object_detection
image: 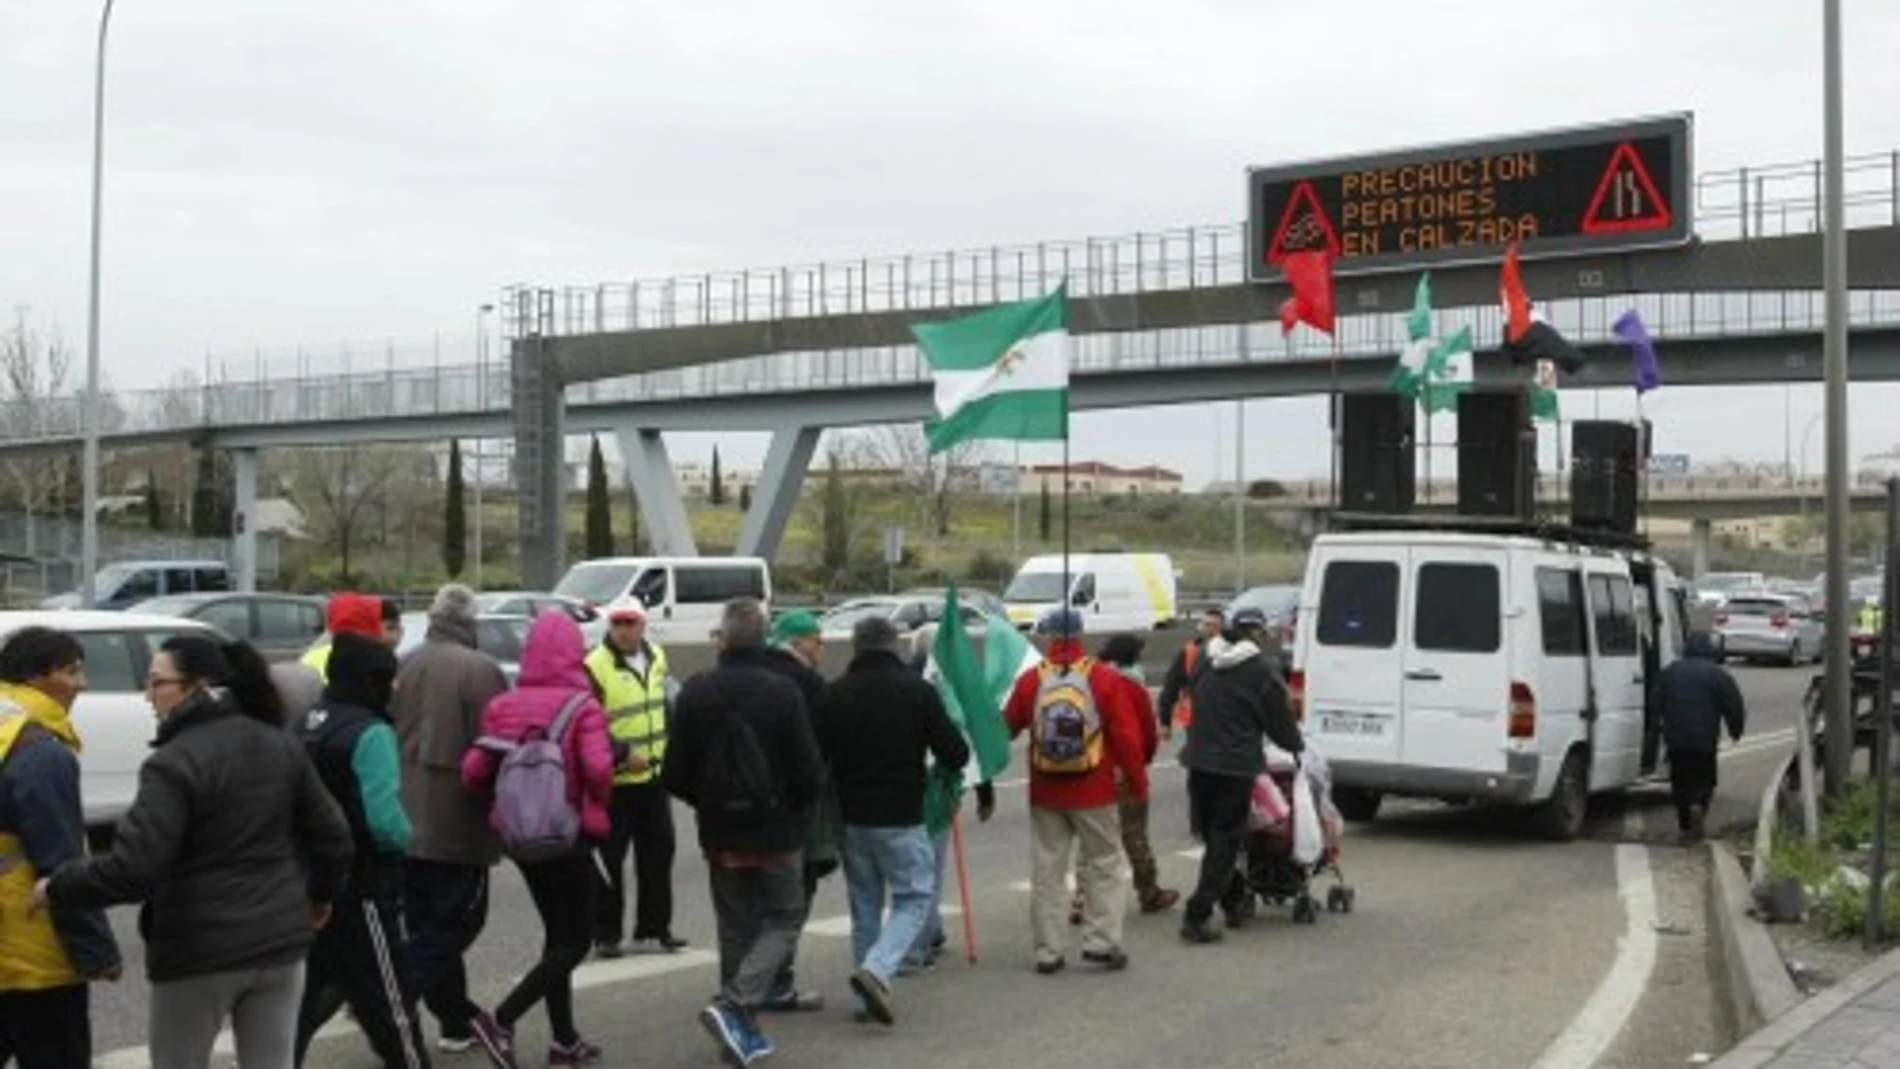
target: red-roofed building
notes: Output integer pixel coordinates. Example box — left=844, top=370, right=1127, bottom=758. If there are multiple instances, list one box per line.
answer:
left=1017, top=461, right=1184, bottom=497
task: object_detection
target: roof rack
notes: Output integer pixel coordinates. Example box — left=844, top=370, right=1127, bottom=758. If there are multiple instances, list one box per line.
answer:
left=1327, top=511, right=1654, bottom=552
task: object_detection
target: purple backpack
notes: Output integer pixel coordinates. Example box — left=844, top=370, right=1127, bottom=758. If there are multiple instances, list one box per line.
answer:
left=476, top=694, right=587, bottom=863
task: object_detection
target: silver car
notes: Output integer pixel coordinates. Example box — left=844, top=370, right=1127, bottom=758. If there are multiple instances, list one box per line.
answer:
left=1715, top=592, right=1825, bottom=666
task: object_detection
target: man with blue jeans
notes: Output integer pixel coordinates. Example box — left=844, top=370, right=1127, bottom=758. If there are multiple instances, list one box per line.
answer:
left=816, top=616, right=969, bottom=1026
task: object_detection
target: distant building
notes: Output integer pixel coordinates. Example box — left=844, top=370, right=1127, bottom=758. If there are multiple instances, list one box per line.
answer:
left=1018, top=461, right=1184, bottom=497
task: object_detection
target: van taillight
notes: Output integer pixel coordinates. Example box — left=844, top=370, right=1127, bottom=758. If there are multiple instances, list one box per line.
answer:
left=1771, top=612, right=1790, bottom=629
left=1508, top=682, right=1536, bottom=739
left=1288, top=669, right=1306, bottom=723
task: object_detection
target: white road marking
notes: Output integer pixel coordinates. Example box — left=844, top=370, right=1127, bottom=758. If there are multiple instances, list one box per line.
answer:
left=1527, top=844, right=1658, bottom=1069
left=801, top=905, right=960, bottom=938
left=1721, top=727, right=1795, bottom=760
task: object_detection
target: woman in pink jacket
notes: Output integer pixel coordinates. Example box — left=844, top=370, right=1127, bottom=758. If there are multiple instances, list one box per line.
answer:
left=460, top=611, right=614, bottom=1069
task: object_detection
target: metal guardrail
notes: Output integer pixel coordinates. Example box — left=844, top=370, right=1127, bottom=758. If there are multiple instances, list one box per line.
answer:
left=12, top=151, right=1900, bottom=447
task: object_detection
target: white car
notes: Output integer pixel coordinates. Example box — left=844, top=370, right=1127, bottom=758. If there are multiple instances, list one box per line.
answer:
left=0, top=611, right=224, bottom=829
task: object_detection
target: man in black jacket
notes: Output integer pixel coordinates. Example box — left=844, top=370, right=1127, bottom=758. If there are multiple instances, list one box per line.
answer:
left=1179, top=607, right=1304, bottom=945
left=816, top=617, right=969, bottom=1028
left=664, top=598, right=825, bottom=1068
left=757, top=610, right=831, bottom=1014
left=1657, top=631, right=1747, bottom=844
left=296, top=633, right=429, bottom=1069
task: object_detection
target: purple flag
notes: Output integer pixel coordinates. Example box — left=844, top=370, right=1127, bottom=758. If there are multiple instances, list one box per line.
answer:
left=1614, top=309, right=1661, bottom=394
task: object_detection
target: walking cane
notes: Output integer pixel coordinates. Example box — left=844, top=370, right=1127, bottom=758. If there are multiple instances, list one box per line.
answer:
left=952, top=810, right=978, bottom=963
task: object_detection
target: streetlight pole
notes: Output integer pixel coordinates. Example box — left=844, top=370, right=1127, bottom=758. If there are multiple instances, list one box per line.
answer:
left=473, top=304, right=494, bottom=589
left=1800, top=411, right=1826, bottom=573
left=1233, top=400, right=1246, bottom=594
left=80, top=0, right=119, bottom=610
left=1822, top=0, right=1853, bottom=797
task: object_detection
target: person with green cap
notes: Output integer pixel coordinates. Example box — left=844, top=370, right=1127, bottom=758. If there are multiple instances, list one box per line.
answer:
left=752, top=610, right=831, bottom=1013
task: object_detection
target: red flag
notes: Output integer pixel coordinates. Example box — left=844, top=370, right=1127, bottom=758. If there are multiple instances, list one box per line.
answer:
left=1500, top=241, right=1532, bottom=343
left=1278, top=250, right=1335, bottom=336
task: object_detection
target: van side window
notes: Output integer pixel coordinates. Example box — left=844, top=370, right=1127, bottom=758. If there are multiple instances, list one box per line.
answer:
left=119, top=570, right=159, bottom=602
left=1316, top=561, right=1399, bottom=648
left=1414, top=563, right=1500, bottom=653
left=1588, top=574, right=1640, bottom=656
left=1537, top=568, right=1588, bottom=656
left=76, top=632, right=138, bottom=693
left=675, top=565, right=765, bottom=605
left=631, top=569, right=669, bottom=607
left=165, top=569, right=194, bottom=595
left=194, top=568, right=230, bottom=593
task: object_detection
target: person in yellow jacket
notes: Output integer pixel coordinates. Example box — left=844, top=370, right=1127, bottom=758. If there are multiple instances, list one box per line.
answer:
left=0, top=626, right=120, bottom=1069
left=585, top=603, right=686, bottom=958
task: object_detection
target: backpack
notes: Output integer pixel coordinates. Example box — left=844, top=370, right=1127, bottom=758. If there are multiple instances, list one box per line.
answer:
left=1031, top=659, right=1104, bottom=775
left=695, top=684, right=783, bottom=823
left=476, top=694, right=588, bottom=863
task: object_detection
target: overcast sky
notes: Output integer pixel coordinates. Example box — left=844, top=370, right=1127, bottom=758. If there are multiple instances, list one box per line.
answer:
left=6, top=0, right=1900, bottom=487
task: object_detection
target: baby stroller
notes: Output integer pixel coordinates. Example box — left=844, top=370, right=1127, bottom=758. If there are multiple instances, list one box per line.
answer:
left=1233, top=743, right=1354, bottom=925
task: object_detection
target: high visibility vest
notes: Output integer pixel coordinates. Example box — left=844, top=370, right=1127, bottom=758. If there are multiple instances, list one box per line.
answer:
left=1172, top=641, right=1199, bottom=729
left=0, top=691, right=82, bottom=990
left=1859, top=604, right=1885, bottom=634
left=586, top=642, right=671, bottom=786
left=301, top=643, right=332, bottom=682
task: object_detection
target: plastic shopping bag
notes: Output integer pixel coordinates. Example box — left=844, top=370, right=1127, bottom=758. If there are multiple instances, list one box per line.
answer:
left=1248, top=772, right=1290, bottom=832
left=1290, top=765, right=1324, bottom=865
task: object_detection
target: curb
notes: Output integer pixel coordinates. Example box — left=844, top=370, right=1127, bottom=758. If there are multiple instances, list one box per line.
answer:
left=1709, top=945, right=1900, bottom=1067
left=1708, top=839, right=1804, bottom=1039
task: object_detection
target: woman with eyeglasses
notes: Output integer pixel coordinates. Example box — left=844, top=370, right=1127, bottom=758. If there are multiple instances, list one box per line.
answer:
left=32, top=636, right=354, bottom=1069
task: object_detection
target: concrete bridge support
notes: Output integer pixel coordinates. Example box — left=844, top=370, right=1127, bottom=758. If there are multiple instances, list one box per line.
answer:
left=735, top=425, right=819, bottom=562
left=512, top=333, right=568, bottom=592
left=616, top=426, right=698, bottom=557
left=1691, top=517, right=1712, bottom=579
left=231, top=449, right=258, bottom=593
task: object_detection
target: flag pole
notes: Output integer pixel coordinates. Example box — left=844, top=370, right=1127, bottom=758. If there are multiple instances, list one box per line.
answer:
left=951, top=810, right=978, bottom=963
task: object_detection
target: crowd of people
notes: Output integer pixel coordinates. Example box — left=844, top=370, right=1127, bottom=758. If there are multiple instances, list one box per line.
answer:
left=0, top=584, right=1313, bottom=1069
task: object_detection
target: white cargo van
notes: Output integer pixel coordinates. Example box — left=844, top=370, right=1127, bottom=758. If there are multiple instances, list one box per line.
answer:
left=1003, top=553, right=1177, bottom=633
left=553, top=557, right=772, bottom=645
left=1290, top=523, right=1689, bottom=839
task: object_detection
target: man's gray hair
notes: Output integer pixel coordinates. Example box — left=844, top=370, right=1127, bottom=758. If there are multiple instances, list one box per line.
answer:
left=720, top=597, right=769, bottom=650
left=430, top=583, right=478, bottom=629
left=853, top=614, right=901, bottom=654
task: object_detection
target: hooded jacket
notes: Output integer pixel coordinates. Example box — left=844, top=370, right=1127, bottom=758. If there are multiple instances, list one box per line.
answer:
left=0, top=684, right=119, bottom=989
left=462, top=611, right=615, bottom=844
left=48, top=688, right=354, bottom=983
left=301, top=632, right=410, bottom=897
left=1002, top=637, right=1148, bottom=810
left=1657, top=635, right=1747, bottom=754
left=393, top=612, right=509, bottom=866
left=1182, top=635, right=1303, bottom=780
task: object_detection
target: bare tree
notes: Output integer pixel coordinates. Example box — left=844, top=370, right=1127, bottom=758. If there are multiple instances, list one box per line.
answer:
left=842, top=424, right=991, bottom=537
left=0, top=310, right=78, bottom=539
left=288, top=447, right=414, bottom=583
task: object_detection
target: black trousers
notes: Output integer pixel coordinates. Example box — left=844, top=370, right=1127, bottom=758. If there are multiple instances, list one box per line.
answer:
left=296, top=893, right=430, bottom=1069
left=1668, top=748, right=1719, bottom=831
left=592, top=781, right=676, bottom=944
left=0, top=984, right=90, bottom=1069
left=403, top=859, right=489, bottom=1039
left=498, top=850, right=595, bottom=1047
left=1185, top=770, right=1255, bottom=926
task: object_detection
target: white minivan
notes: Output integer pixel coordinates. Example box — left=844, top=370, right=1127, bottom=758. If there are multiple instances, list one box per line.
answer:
left=1290, top=525, right=1689, bottom=839
left=553, top=557, right=772, bottom=644
left=1003, top=553, right=1178, bottom=633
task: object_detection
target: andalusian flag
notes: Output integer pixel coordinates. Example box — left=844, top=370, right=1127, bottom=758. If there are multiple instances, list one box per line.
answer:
left=914, top=287, right=1070, bottom=454
left=1389, top=273, right=1474, bottom=414
left=931, top=587, right=1014, bottom=782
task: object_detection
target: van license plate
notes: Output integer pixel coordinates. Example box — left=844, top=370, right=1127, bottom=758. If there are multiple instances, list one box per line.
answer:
left=1319, top=713, right=1385, bottom=737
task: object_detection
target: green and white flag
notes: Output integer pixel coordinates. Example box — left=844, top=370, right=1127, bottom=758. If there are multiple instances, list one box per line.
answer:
left=914, top=286, right=1070, bottom=454
left=1530, top=358, right=1561, bottom=422
left=1388, top=273, right=1473, bottom=414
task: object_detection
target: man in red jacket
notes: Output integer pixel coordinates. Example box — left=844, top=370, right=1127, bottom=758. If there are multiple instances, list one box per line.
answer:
left=1003, top=608, right=1147, bottom=975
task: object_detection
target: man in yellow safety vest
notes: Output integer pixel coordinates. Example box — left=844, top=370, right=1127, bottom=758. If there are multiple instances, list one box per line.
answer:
left=585, top=603, right=686, bottom=958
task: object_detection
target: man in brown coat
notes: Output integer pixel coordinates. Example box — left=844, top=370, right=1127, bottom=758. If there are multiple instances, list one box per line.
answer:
left=390, top=585, right=510, bottom=1052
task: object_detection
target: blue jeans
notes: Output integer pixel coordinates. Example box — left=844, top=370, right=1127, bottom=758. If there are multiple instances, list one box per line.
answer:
left=908, top=828, right=951, bottom=964
left=841, top=824, right=935, bottom=986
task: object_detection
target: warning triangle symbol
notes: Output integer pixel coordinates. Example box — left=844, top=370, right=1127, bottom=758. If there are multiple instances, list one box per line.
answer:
left=1582, top=142, right=1673, bottom=235
left=1265, top=180, right=1341, bottom=264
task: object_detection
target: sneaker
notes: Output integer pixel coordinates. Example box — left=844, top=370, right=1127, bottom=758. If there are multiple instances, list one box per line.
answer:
left=848, top=968, right=895, bottom=1026
left=592, top=941, right=624, bottom=960
left=698, top=1004, right=747, bottom=1067
left=1081, top=946, right=1129, bottom=971
left=1034, top=955, right=1066, bottom=975
left=1180, top=920, right=1224, bottom=945
left=642, top=933, right=689, bottom=953
left=436, top=1033, right=476, bottom=1054
left=1141, top=889, right=1182, bottom=914
left=547, top=1038, right=603, bottom=1066
left=758, top=988, right=824, bottom=1013
left=739, top=1022, right=775, bottom=1064
left=469, top=1012, right=517, bottom=1069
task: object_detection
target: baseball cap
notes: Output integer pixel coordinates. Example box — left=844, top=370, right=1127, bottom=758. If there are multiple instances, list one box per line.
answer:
left=770, top=610, right=822, bottom=645
left=608, top=602, right=648, bottom=624
left=1230, top=606, right=1270, bottom=631
left=1035, top=607, right=1084, bottom=637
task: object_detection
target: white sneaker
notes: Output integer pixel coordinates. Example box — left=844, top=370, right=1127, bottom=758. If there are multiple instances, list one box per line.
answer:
left=436, top=1035, right=477, bottom=1054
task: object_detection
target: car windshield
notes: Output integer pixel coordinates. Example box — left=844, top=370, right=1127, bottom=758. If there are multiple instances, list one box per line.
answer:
left=1231, top=586, right=1299, bottom=619
left=92, top=564, right=144, bottom=596
left=554, top=563, right=637, bottom=605
left=821, top=601, right=898, bottom=630
left=1004, top=572, right=1069, bottom=603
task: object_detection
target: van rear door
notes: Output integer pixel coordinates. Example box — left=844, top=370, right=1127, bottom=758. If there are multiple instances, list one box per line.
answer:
left=1399, top=548, right=1510, bottom=775
left=1583, top=566, right=1645, bottom=789
left=1303, top=548, right=1407, bottom=766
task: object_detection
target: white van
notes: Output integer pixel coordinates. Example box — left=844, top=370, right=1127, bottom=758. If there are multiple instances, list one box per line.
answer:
left=553, top=557, right=772, bottom=645
left=1002, top=553, right=1178, bottom=633
left=1290, top=524, right=1689, bottom=839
